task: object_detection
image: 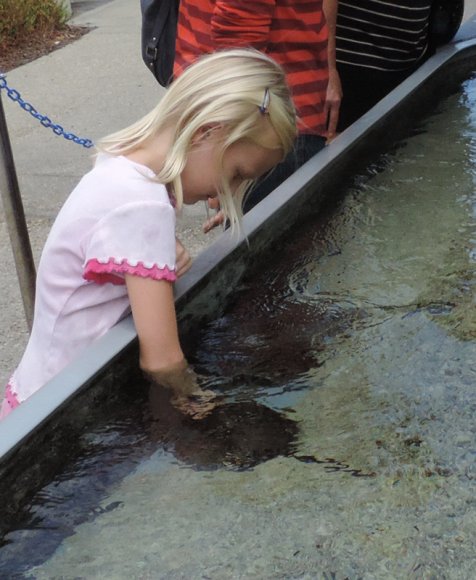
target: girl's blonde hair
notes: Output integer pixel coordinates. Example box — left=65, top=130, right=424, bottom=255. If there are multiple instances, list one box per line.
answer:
left=96, top=48, right=297, bottom=229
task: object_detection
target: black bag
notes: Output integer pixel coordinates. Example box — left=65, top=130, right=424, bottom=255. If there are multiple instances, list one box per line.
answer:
left=141, top=0, right=180, bottom=87
left=429, top=0, right=464, bottom=48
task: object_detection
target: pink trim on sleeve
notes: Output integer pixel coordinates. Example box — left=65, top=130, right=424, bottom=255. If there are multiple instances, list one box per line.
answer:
left=0, top=382, right=20, bottom=420
left=83, top=258, right=177, bottom=285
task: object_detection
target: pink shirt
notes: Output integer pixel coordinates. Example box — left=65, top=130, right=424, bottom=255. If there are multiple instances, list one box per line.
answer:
left=9, top=154, right=177, bottom=404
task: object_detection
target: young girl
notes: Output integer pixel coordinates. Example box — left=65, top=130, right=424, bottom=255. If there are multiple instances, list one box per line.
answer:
left=1, top=49, right=297, bottom=420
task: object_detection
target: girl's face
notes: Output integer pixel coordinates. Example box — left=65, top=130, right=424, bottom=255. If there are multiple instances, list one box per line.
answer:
left=181, top=125, right=283, bottom=205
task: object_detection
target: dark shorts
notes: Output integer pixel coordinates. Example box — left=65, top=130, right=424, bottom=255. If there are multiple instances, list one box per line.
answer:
left=336, top=58, right=432, bottom=132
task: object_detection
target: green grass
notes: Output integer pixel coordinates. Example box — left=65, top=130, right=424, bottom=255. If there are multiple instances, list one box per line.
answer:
left=0, top=0, right=68, bottom=52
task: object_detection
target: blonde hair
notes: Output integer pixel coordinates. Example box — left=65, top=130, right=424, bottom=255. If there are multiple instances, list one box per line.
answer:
left=96, top=49, right=297, bottom=229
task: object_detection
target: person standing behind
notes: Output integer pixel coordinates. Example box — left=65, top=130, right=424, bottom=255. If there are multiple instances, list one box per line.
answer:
left=336, top=0, right=433, bottom=131
left=174, top=0, right=342, bottom=213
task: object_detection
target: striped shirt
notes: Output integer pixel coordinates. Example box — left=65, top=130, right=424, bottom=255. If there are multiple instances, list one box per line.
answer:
left=174, top=0, right=329, bottom=136
left=336, top=0, right=432, bottom=72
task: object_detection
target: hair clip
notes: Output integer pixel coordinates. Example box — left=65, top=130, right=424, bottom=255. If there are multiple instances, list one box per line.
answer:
left=259, top=88, right=270, bottom=115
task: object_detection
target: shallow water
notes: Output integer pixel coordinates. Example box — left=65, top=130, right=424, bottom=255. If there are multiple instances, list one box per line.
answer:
left=1, top=77, right=476, bottom=578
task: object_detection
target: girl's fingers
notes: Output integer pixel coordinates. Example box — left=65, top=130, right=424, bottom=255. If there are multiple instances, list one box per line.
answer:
left=175, top=238, right=192, bottom=277
left=203, top=210, right=225, bottom=233
left=172, top=389, right=219, bottom=420
left=207, top=197, right=220, bottom=210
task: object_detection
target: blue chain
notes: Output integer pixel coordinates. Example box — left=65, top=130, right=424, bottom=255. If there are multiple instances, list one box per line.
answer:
left=0, top=74, right=94, bottom=149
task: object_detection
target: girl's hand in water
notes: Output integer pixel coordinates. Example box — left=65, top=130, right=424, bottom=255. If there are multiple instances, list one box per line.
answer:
left=171, top=388, right=217, bottom=420
left=175, top=238, right=192, bottom=277
left=146, top=359, right=218, bottom=420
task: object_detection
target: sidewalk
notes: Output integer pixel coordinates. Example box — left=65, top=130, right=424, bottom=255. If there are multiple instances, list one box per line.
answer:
left=0, top=0, right=218, bottom=387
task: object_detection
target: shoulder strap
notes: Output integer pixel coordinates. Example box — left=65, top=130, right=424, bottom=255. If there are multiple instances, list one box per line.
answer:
left=140, top=0, right=180, bottom=86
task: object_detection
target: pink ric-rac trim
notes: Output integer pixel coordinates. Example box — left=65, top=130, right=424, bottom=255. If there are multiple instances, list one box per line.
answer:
left=0, top=382, right=20, bottom=420
left=83, top=258, right=177, bottom=285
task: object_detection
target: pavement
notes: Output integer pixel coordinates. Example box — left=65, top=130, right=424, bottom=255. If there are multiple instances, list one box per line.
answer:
left=1, top=0, right=476, bottom=389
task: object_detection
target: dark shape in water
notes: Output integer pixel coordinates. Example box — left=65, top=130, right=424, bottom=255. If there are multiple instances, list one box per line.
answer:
left=148, top=387, right=299, bottom=470
left=0, top=388, right=298, bottom=573
left=294, top=455, right=376, bottom=478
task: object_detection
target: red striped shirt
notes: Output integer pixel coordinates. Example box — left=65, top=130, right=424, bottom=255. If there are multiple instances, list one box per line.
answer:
left=174, top=0, right=329, bottom=136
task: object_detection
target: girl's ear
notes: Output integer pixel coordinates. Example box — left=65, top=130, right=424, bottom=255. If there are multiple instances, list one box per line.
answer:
left=192, top=123, right=224, bottom=144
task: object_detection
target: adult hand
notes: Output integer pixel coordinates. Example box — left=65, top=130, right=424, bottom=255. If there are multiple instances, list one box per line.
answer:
left=175, top=237, right=192, bottom=277
left=324, top=67, right=343, bottom=142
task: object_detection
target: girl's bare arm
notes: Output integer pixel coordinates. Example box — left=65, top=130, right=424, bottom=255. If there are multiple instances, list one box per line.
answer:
left=125, top=274, right=216, bottom=418
left=125, top=274, right=184, bottom=372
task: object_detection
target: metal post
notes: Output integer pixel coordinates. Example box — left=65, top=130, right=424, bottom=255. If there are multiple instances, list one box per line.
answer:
left=0, top=92, right=36, bottom=330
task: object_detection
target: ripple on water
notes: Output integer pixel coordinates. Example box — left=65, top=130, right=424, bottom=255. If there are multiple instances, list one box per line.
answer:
left=3, top=73, right=476, bottom=580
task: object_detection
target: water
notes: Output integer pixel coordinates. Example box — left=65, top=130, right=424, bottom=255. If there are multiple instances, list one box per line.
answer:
left=1, top=77, right=476, bottom=578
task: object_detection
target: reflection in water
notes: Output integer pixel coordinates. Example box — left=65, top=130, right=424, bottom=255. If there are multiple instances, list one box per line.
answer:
left=0, top=387, right=300, bottom=574
left=148, top=386, right=299, bottom=470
